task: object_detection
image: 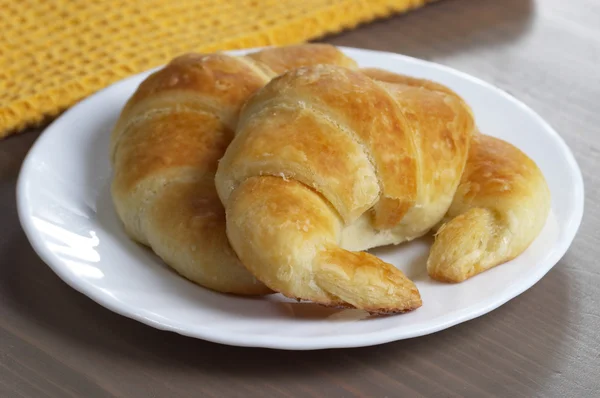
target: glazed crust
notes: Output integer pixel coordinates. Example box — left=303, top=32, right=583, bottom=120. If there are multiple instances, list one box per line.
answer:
left=427, top=133, right=551, bottom=282
left=110, top=44, right=358, bottom=295
left=345, top=70, right=475, bottom=250
left=216, top=65, right=475, bottom=312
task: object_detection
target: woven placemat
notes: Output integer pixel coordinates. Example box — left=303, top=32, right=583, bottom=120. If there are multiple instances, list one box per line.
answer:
left=0, top=0, right=433, bottom=139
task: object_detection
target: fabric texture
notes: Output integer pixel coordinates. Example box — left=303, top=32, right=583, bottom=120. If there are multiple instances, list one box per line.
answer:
left=0, top=0, right=433, bottom=138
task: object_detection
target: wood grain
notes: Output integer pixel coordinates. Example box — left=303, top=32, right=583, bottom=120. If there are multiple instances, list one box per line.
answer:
left=1, top=0, right=599, bottom=396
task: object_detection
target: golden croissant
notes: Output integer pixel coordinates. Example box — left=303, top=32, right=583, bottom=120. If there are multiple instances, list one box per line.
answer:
left=361, top=68, right=551, bottom=283
left=109, top=44, right=358, bottom=295
left=215, top=65, right=476, bottom=313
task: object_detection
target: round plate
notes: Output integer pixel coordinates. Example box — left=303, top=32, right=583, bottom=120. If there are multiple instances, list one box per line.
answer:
left=17, top=47, right=584, bottom=350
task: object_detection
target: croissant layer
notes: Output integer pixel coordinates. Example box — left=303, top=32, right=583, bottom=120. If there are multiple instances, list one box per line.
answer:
left=216, top=65, right=475, bottom=311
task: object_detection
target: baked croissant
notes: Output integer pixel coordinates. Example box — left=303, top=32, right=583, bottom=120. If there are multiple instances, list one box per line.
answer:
left=360, top=69, right=551, bottom=283
left=109, top=44, right=358, bottom=295
left=215, top=65, right=475, bottom=313
left=427, top=133, right=551, bottom=282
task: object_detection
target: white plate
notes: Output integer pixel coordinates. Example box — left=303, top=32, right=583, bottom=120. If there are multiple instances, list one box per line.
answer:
left=17, top=47, right=584, bottom=350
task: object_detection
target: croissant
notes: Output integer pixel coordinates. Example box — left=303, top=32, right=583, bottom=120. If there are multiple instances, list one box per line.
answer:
left=359, top=68, right=551, bottom=283
left=427, top=132, right=551, bottom=282
left=215, top=65, right=475, bottom=313
left=109, top=44, right=358, bottom=295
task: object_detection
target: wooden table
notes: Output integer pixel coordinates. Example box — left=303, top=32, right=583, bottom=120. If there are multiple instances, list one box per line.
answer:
left=2, top=0, right=599, bottom=396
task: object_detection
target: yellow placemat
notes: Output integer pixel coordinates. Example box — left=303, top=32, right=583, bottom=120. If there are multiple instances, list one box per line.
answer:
left=0, top=0, right=433, bottom=139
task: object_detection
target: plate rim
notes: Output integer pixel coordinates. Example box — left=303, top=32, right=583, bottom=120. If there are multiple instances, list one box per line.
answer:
left=16, top=46, right=585, bottom=350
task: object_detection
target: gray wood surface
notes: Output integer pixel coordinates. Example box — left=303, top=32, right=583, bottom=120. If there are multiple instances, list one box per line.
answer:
left=1, top=0, right=599, bottom=396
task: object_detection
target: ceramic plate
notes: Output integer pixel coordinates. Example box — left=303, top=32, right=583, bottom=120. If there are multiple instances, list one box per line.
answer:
left=17, top=47, right=584, bottom=350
